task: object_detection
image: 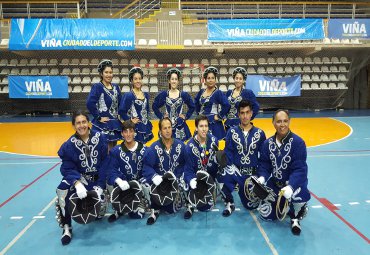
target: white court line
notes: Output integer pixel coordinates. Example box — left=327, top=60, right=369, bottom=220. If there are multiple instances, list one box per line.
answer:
left=249, top=211, right=278, bottom=255
left=10, top=216, right=23, bottom=220
left=0, top=162, right=59, bottom=165
left=311, top=205, right=323, bottom=208
left=349, top=202, right=360, bottom=205
left=0, top=196, right=56, bottom=255
left=365, top=200, right=370, bottom=203
left=308, top=154, right=370, bottom=158
left=32, top=216, right=45, bottom=219
left=333, top=204, right=342, bottom=207
left=211, top=208, right=219, bottom=212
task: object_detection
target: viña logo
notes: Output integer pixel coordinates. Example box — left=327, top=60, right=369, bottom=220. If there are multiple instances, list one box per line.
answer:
left=25, top=79, right=52, bottom=94
left=259, top=79, right=287, bottom=91
left=342, top=22, right=367, bottom=35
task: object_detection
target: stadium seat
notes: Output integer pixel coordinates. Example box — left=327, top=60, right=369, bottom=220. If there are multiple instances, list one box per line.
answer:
left=149, top=59, right=158, bottom=64
left=229, top=58, right=237, bottom=65
left=340, top=57, right=349, bottom=63
left=39, top=59, right=48, bottom=66
left=184, top=39, right=192, bottom=46
left=313, top=57, right=322, bottom=64
left=219, top=76, right=228, bottom=84
left=183, top=85, right=191, bottom=92
left=277, top=57, right=285, bottom=64
left=247, top=67, right=256, bottom=74
left=192, top=77, right=200, bottom=84
left=330, top=66, right=338, bottom=72
left=303, top=66, right=312, bottom=73
left=72, top=68, right=81, bottom=74
left=312, top=65, right=321, bottom=73
left=219, top=59, right=228, bottom=65
left=142, top=85, right=149, bottom=92
left=0, top=68, right=9, bottom=75
left=68, top=86, right=72, bottom=93
left=228, top=84, right=235, bottom=90
left=228, top=76, right=234, bottom=83
left=112, top=77, right=120, bottom=84
left=294, top=57, right=303, bottom=64
left=149, top=77, right=158, bottom=85
left=210, top=58, right=219, bottom=65
left=286, top=57, right=294, bottom=64
left=120, top=59, right=129, bottom=65
left=320, top=74, right=329, bottom=81
left=194, top=39, right=202, bottom=46
left=90, top=59, right=99, bottom=66
left=121, top=77, right=129, bottom=84
left=238, top=58, right=247, bottom=65
left=62, top=68, right=71, bottom=75
left=111, top=59, right=119, bottom=66
left=284, top=66, right=293, bottom=74
left=92, top=77, right=100, bottom=84
left=121, top=68, right=129, bottom=75
left=304, top=57, right=313, bottom=64
left=138, top=39, right=147, bottom=46
left=121, top=85, right=130, bottom=92
left=19, top=59, right=28, bottom=66
left=81, top=68, right=90, bottom=75
left=322, top=57, right=331, bottom=64
left=321, top=66, right=329, bottom=72
left=28, top=59, right=38, bottom=66
left=48, top=58, right=58, bottom=66
left=323, top=38, right=331, bottom=43
left=72, top=85, right=82, bottom=93
left=20, top=68, right=30, bottom=75
left=129, top=59, right=139, bottom=65
left=328, top=83, right=337, bottom=89
left=331, top=57, right=340, bottom=64
left=149, top=69, right=158, bottom=75
left=70, top=59, right=80, bottom=65
left=61, top=59, right=70, bottom=65
left=219, top=84, right=227, bottom=92
left=148, top=39, right=157, bottom=46
left=10, top=68, right=20, bottom=75
left=301, top=83, right=310, bottom=90
left=183, top=59, right=191, bottom=65
left=276, top=66, right=284, bottom=73
left=201, top=59, right=209, bottom=65
left=191, top=85, right=200, bottom=92
left=338, top=82, right=347, bottom=89
left=80, top=59, right=89, bottom=65
left=142, top=77, right=149, bottom=84
left=266, top=67, right=275, bottom=74
left=219, top=67, right=228, bottom=75
left=192, top=69, right=200, bottom=75
left=72, top=77, right=82, bottom=85
left=203, top=39, right=210, bottom=46
left=150, top=86, right=159, bottom=93
left=338, top=66, right=347, bottom=72
left=82, top=85, right=91, bottom=92
left=257, top=67, right=266, bottom=74
left=0, top=77, right=8, bottom=85
left=258, top=58, right=266, bottom=65
left=311, top=74, right=320, bottom=81
left=139, top=59, right=148, bottom=65
left=311, top=83, right=319, bottom=89
left=329, top=74, right=338, bottom=81
left=183, top=77, right=191, bottom=84
left=0, top=59, right=8, bottom=66
left=267, top=57, right=276, bottom=64
left=319, top=82, right=328, bottom=89
left=247, top=59, right=256, bottom=65
left=293, top=66, right=302, bottom=73
left=338, top=74, right=347, bottom=81
left=2, top=86, right=9, bottom=93
left=30, top=68, right=39, bottom=75
left=9, top=59, right=18, bottom=66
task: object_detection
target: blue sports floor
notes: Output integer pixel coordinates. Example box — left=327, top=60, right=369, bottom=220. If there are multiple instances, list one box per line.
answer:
left=0, top=110, right=369, bottom=255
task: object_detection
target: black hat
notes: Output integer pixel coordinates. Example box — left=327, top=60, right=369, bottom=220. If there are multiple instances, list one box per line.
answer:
left=232, top=67, right=247, bottom=79
left=97, top=59, right=113, bottom=73
left=203, top=66, right=219, bottom=79
left=111, top=180, right=143, bottom=214
left=248, top=176, right=270, bottom=200
left=128, top=67, right=144, bottom=82
left=68, top=190, right=101, bottom=224
left=215, top=150, right=227, bottom=168
left=150, top=171, right=179, bottom=206
left=166, top=68, right=182, bottom=80
left=188, top=170, right=216, bottom=208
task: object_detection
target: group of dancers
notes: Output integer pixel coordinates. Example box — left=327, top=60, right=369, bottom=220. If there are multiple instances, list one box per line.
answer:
left=55, top=59, right=310, bottom=245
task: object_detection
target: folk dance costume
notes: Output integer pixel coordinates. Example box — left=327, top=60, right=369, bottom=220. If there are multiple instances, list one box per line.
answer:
left=257, top=131, right=310, bottom=233
left=55, top=130, right=108, bottom=245
left=152, top=90, right=195, bottom=141
left=194, top=89, right=230, bottom=140
left=119, top=91, right=153, bottom=144
left=225, top=89, right=260, bottom=130
left=87, top=82, right=122, bottom=141
left=220, top=125, right=266, bottom=216
left=106, top=141, right=148, bottom=221
left=183, top=134, right=219, bottom=218
left=142, top=138, right=186, bottom=224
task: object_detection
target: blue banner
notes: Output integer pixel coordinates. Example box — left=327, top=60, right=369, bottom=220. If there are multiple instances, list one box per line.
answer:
left=328, top=19, right=370, bottom=39
left=9, top=76, right=69, bottom=99
left=246, top=75, right=301, bottom=97
left=9, top=19, right=135, bottom=50
left=208, top=19, right=324, bottom=42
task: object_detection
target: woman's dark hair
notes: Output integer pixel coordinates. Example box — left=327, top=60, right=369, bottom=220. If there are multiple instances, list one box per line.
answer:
left=72, top=110, right=89, bottom=125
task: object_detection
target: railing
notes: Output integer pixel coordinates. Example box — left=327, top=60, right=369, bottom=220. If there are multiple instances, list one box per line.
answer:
left=112, top=0, right=160, bottom=19
left=181, top=1, right=370, bottom=20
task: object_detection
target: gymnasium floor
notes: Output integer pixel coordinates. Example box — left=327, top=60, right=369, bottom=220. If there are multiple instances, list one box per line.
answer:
left=0, top=110, right=369, bottom=255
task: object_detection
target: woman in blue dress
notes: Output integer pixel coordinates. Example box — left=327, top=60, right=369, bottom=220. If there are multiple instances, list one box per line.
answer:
left=152, top=68, right=195, bottom=141
left=194, top=66, right=230, bottom=140
left=119, top=67, right=153, bottom=144
left=87, top=59, right=122, bottom=151
left=225, top=67, right=260, bottom=131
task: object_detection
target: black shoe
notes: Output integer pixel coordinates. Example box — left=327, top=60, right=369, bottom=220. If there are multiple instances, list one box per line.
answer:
left=184, top=207, right=193, bottom=220
left=108, top=211, right=122, bottom=223
left=291, top=219, right=301, bottom=235
left=222, top=202, right=235, bottom=217
left=61, top=225, right=72, bottom=245
left=146, top=211, right=159, bottom=225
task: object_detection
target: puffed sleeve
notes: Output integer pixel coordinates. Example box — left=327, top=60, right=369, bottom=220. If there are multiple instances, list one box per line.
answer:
left=58, top=142, right=81, bottom=185
left=86, top=83, right=101, bottom=119
left=152, top=91, right=167, bottom=119
left=242, top=89, right=260, bottom=120
left=215, top=89, right=231, bottom=119
left=118, top=92, right=134, bottom=121
left=182, top=91, right=195, bottom=120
